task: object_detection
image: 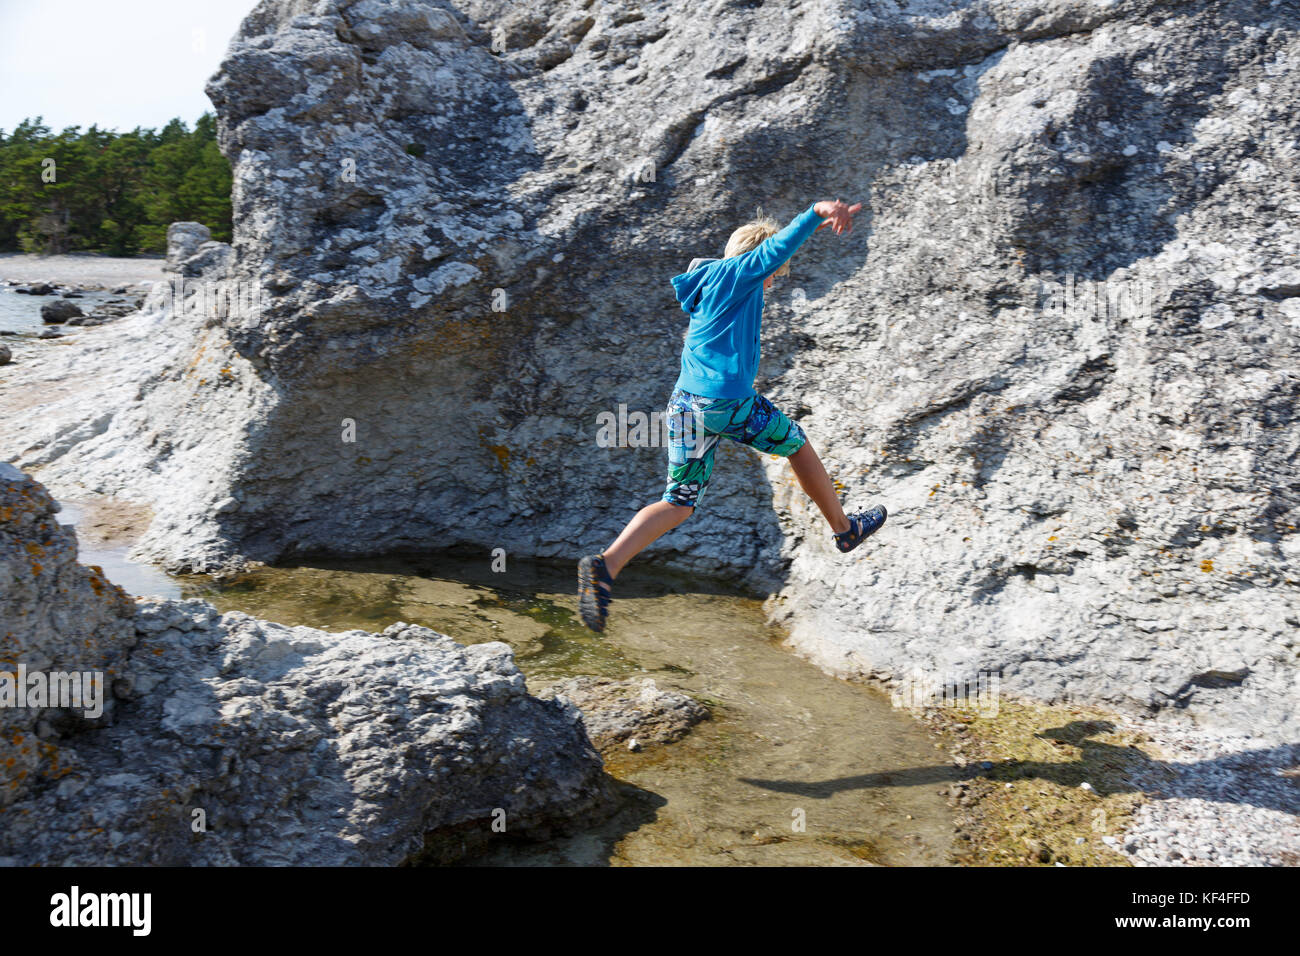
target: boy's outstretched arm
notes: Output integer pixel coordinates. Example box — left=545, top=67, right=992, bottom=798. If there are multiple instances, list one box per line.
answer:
left=733, top=199, right=864, bottom=283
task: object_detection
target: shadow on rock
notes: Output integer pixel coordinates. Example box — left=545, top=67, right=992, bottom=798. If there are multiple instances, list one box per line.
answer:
left=739, top=721, right=1300, bottom=816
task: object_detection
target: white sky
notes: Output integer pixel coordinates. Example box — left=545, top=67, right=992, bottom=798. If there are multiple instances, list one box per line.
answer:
left=0, top=0, right=262, bottom=135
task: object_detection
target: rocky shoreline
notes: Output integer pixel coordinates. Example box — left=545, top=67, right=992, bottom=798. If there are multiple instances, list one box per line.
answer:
left=0, top=252, right=166, bottom=290
left=1119, top=722, right=1300, bottom=866
left=2, top=279, right=147, bottom=335
left=5, top=0, right=1295, bottom=743
left=3, top=416, right=1294, bottom=865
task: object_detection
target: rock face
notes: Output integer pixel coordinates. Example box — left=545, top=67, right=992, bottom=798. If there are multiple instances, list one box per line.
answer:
left=545, top=676, right=709, bottom=753
left=1, top=0, right=1298, bottom=742
left=0, top=467, right=612, bottom=865
left=0, top=463, right=137, bottom=808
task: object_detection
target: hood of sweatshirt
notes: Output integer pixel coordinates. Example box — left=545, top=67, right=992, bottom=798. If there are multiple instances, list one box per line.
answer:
left=670, top=257, right=720, bottom=312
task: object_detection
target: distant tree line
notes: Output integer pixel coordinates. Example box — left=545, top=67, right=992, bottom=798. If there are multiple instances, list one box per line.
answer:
left=0, top=112, right=232, bottom=256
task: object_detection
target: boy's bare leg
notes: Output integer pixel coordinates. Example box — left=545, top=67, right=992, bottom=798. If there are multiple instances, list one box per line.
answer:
left=601, top=500, right=693, bottom=578
left=788, top=440, right=851, bottom=534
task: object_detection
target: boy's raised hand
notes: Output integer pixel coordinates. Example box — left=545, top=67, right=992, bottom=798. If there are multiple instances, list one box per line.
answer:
left=814, top=198, right=863, bottom=235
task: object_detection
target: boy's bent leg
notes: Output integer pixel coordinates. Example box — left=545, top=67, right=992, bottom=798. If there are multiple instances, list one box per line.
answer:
left=601, top=500, right=693, bottom=579
left=787, top=437, right=888, bottom=552
left=737, top=394, right=851, bottom=535
left=579, top=500, right=692, bottom=632
left=740, top=394, right=886, bottom=551
left=788, top=440, right=851, bottom=534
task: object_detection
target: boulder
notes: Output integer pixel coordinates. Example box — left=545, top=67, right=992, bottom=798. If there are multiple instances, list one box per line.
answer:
left=178, top=239, right=233, bottom=279
left=39, top=300, right=83, bottom=324
left=0, top=463, right=138, bottom=809
left=0, top=465, right=614, bottom=865
left=165, top=222, right=212, bottom=272
left=545, top=677, right=709, bottom=753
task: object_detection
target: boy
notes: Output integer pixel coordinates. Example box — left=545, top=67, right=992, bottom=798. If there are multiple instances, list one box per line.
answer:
left=578, top=199, right=886, bottom=632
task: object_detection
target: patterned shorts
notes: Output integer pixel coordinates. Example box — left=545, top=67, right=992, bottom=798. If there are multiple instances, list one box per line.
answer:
left=662, top=387, right=807, bottom=509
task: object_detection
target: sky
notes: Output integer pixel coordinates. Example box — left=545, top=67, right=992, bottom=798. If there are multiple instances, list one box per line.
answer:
left=0, top=0, right=262, bottom=135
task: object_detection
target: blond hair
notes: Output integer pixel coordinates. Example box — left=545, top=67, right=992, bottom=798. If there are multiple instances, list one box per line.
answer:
left=723, top=206, right=791, bottom=277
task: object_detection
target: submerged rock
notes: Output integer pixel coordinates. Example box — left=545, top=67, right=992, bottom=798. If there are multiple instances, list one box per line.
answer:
left=545, top=676, right=709, bottom=753
left=0, top=466, right=613, bottom=865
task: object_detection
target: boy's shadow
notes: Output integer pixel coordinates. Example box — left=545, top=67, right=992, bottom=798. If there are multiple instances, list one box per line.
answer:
left=739, top=720, right=1300, bottom=815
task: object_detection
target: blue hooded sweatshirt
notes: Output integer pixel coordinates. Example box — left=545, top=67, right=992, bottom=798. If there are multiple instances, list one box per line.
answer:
left=670, top=202, right=823, bottom=399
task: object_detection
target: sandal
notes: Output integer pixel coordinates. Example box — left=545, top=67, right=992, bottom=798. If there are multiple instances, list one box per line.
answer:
left=578, top=554, right=614, bottom=632
left=833, top=504, right=887, bottom=553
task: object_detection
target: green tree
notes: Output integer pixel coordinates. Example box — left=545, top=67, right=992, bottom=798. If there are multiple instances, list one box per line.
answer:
left=0, top=118, right=50, bottom=250
left=0, top=111, right=232, bottom=255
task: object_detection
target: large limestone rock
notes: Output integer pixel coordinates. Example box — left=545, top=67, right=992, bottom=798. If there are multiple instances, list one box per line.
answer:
left=0, top=467, right=611, bottom=865
left=2, top=0, right=1297, bottom=744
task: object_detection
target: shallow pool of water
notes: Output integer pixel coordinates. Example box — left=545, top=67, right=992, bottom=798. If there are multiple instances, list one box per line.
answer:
left=172, top=552, right=955, bottom=866
left=56, top=501, right=183, bottom=600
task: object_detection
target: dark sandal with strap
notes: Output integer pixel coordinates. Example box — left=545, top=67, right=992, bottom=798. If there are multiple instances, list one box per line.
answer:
left=833, top=504, right=887, bottom=553
left=578, top=554, right=614, bottom=632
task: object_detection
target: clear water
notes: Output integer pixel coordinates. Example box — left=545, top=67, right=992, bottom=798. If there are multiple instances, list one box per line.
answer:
left=0, top=286, right=138, bottom=335
left=54, top=502, right=181, bottom=600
